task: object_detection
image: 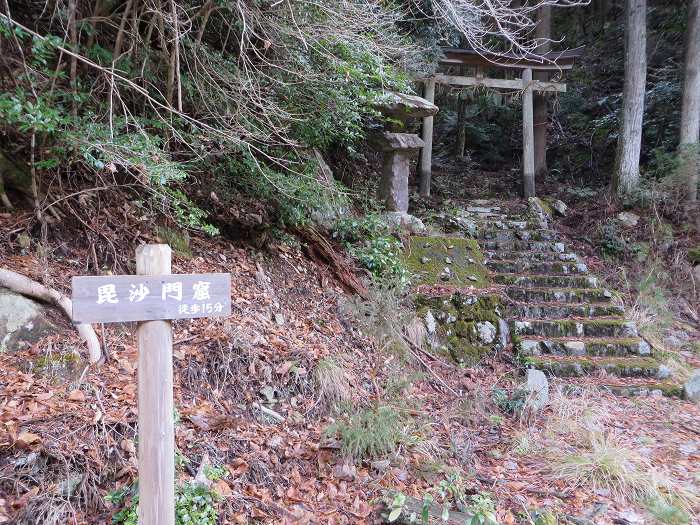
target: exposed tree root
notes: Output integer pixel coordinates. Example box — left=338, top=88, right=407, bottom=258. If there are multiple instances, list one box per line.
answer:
left=0, top=268, right=102, bottom=364
left=295, top=226, right=369, bottom=299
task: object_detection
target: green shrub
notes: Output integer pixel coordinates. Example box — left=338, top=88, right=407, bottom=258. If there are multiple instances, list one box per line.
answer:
left=334, top=214, right=408, bottom=284
left=109, top=482, right=219, bottom=525
left=218, top=152, right=348, bottom=228
left=491, top=387, right=526, bottom=415
left=328, top=405, right=407, bottom=459
left=598, top=219, right=626, bottom=257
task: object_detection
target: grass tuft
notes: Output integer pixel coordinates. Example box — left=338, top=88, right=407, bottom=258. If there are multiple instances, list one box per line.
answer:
left=313, top=357, right=352, bottom=412
left=328, top=405, right=407, bottom=460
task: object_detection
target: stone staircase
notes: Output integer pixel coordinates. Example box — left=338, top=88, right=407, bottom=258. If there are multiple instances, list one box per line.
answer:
left=453, top=200, right=680, bottom=396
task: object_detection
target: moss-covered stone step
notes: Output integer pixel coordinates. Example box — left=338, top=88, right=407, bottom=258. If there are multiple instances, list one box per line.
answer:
left=467, top=219, right=531, bottom=230
left=525, top=355, right=661, bottom=377
left=513, top=318, right=638, bottom=338
left=507, top=303, right=626, bottom=319
left=487, top=260, right=588, bottom=275
left=485, top=250, right=579, bottom=262
left=563, top=379, right=684, bottom=398
left=519, top=336, right=650, bottom=357
left=480, top=240, right=567, bottom=252
left=495, top=274, right=598, bottom=288
left=402, top=236, right=489, bottom=287
left=477, top=229, right=557, bottom=241
left=506, top=287, right=614, bottom=303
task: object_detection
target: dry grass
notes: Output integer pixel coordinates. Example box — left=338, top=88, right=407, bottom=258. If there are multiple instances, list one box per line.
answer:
left=313, top=356, right=352, bottom=413
left=550, top=432, right=697, bottom=512
left=537, top=386, right=698, bottom=516
left=545, top=385, right=610, bottom=441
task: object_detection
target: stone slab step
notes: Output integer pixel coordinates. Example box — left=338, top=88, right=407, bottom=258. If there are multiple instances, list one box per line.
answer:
left=518, top=336, right=650, bottom=357
left=506, top=287, right=613, bottom=303
left=513, top=318, right=638, bottom=338
left=507, top=303, right=625, bottom=319
left=525, top=355, right=661, bottom=378
left=466, top=219, right=531, bottom=230
left=481, top=240, right=567, bottom=252
left=495, top=274, right=598, bottom=288
left=485, top=251, right=579, bottom=262
left=477, top=229, right=557, bottom=241
left=487, top=260, right=588, bottom=275
left=563, top=379, right=684, bottom=398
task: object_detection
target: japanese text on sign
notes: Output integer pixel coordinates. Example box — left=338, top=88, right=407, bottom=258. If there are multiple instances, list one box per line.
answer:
left=72, top=273, right=231, bottom=324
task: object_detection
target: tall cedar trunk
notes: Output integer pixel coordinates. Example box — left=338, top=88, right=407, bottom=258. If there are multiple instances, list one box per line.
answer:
left=455, top=95, right=468, bottom=158
left=680, top=0, right=700, bottom=202
left=613, top=0, right=646, bottom=195
left=534, top=5, right=551, bottom=179
left=68, top=0, right=78, bottom=117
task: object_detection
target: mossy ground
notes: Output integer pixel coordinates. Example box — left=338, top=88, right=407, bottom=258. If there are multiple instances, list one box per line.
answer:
left=402, top=236, right=488, bottom=287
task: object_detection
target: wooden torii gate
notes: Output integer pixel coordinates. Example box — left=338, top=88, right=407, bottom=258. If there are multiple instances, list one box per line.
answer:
left=419, top=47, right=582, bottom=198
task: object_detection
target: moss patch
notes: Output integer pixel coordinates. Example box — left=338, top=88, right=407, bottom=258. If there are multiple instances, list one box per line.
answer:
left=25, top=351, right=82, bottom=382
left=155, top=225, right=192, bottom=258
left=415, top=293, right=503, bottom=365
left=689, top=246, right=700, bottom=265
left=402, top=236, right=488, bottom=287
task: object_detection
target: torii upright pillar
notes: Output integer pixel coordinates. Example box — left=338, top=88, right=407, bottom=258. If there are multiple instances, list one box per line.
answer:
left=419, top=78, right=436, bottom=197
left=522, top=68, right=536, bottom=198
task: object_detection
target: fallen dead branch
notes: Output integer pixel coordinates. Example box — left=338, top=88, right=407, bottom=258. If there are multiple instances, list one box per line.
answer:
left=0, top=268, right=102, bottom=364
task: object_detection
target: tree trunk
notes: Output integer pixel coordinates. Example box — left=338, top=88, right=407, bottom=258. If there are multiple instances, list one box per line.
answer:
left=455, top=95, right=468, bottom=159
left=680, top=0, right=700, bottom=202
left=613, top=0, right=647, bottom=195
left=68, top=0, right=78, bottom=117
left=534, top=5, right=551, bottom=179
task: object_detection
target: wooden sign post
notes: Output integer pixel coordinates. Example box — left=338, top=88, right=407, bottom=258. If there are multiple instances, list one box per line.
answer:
left=71, top=244, right=231, bottom=525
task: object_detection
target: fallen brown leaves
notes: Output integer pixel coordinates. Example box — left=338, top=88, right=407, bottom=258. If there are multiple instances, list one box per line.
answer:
left=0, top=210, right=699, bottom=525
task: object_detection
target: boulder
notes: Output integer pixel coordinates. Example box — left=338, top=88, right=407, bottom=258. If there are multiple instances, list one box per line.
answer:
left=382, top=212, right=426, bottom=234
left=0, top=288, right=55, bottom=352
left=373, top=92, right=438, bottom=122
left=552, top=200, right=568, bottom=216
left=656, top=365, right=672, bottom=380
left=684, top=370, right=700, bottom=403
left=475, top=321, right=496, bottom=345
left=523, top=369, right=549, bottom=410
left=617, top=211, right=639, bottom=227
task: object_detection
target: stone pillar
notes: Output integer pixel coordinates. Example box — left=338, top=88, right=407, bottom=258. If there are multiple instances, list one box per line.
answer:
left=375, top=132, right=424, bottom=213
left=380, top=151, right=411, bottom=212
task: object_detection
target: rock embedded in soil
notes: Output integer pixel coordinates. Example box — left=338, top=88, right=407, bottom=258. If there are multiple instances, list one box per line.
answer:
left=476, top=321, right=496, bottom=345
left=523, top=369, right=549, bottom=410
left=684, top=369, right=700, bottom=403
left=617, top=211, right=640, bottom=227
left=552, top=199, right=568, bottom=216
left=0, top=288, right=56, bottom=352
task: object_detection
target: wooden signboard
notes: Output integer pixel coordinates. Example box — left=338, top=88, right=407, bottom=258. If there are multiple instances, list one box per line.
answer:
left=71, top=245, right=232, bottom=525
left=72, top=273, right=231, bottom=323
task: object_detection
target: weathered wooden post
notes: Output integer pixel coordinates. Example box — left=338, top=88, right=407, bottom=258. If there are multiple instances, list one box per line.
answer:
left=419, top=78, right=436, bottom=197
left=522, top=68, right=536, bottom=198
left=71, top=245, right=231, bottom=525
left=136, top=244, right=175, bottom=525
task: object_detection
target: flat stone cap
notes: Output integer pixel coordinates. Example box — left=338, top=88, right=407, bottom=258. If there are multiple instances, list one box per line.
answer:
left=373, top=92, right=439, bottom=121
left=373, top=132, right=425, bottom=151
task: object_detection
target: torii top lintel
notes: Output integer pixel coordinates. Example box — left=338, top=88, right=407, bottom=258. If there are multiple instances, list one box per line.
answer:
left=440, top=47, right=584, bottom=71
